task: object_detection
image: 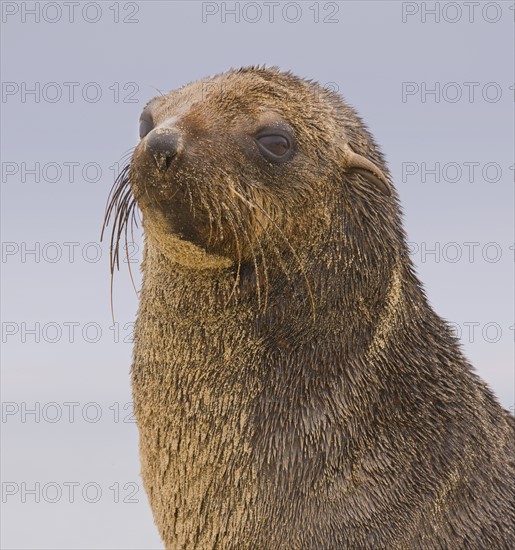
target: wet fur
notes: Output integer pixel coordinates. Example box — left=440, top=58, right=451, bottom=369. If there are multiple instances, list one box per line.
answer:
left=104, top=67, right=514, bottom=549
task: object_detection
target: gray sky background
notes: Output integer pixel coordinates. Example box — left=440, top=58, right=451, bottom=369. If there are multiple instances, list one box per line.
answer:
left=1, top=1, right=513, bottom=548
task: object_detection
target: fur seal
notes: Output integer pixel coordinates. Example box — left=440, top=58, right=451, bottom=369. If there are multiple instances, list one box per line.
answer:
left=103, top=67, right=514, bottom=549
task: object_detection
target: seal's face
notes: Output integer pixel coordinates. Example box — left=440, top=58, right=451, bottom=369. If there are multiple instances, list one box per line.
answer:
left=105, top=67, right=391, bottom=271
left=130, top=70, right=331, bottom=269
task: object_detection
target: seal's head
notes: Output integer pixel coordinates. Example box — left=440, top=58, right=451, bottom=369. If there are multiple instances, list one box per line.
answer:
left=105, top=67, right=396, bottom=278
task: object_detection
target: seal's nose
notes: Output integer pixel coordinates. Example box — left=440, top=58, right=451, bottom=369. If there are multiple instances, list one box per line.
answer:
left=145, top=128, right=181, bottom=172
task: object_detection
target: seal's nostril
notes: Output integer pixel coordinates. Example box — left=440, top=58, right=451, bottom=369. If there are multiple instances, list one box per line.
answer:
left=145, top=129, right=181, bottom=171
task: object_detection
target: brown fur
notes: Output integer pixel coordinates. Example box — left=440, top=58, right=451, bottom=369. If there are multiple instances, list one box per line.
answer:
left=105, top=67, right=514, bottom=549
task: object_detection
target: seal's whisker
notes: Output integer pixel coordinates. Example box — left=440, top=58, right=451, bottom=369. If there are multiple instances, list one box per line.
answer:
left=217, top=183, right=269, bottom=309
left=124, top=199, right=139, bottom=296
left=217, top=169, right=274, bottom=310
left=193, top=178, right=250, bottom=305
left=230, top=183, right=316, bottom=319
left=229, top=189, right=292, bottom=309
left=118, top=148, right=135, bottom=165
left=241, top=212, right=270, bottom=311
left=130, top=200, right=139, bottom=237
left=102, top=166, right=131, bottom=274
left=103, top=170, right=130, bottom=227
left=218, top=198, right=243, bottom=306
left=185, top=181, right=197, bottom=220
left=205, top=197, right=216, bottom=245
left=112, top=188, right=133, bottom=272
left=193, top=177, right=217, bottom=247
left=218, top=187, right=260, bottom=307
left=101, top=159, right=141, bottom=320
left=102, top=164, right=130, bottom=231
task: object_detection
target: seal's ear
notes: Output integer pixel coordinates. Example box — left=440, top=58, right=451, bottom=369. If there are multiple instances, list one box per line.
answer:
left=343, top=144, right=391, bottom=197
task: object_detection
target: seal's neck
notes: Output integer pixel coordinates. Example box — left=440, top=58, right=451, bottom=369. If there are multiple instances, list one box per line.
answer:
left=138, top=236, right=417, bottom=355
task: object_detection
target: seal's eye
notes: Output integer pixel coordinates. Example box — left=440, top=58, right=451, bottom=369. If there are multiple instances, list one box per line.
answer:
left=256, top=134, right=291, bottom=160
left=139, top=113, right=154, bottom=139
